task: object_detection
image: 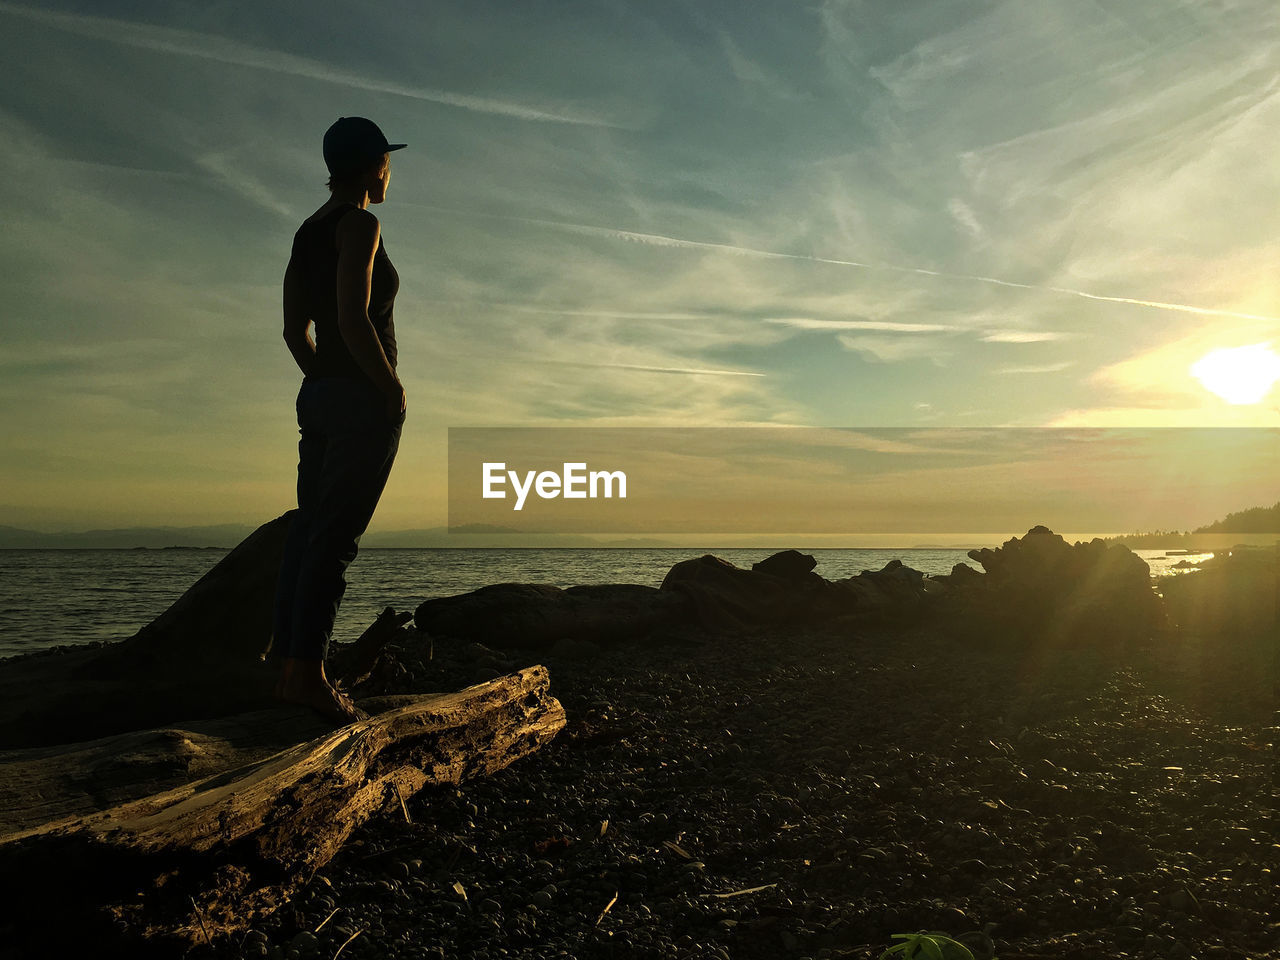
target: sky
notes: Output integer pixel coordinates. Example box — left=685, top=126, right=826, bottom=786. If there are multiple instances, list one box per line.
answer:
left=2, top=0, right=1279, bottom=535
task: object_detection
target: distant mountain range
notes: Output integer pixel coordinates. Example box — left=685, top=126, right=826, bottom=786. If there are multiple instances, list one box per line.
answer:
left=5, top=501, right=1277, bottom=549
left=0, top=522, right=679, bottom=550
left=0, top=523, right=258, bottom=549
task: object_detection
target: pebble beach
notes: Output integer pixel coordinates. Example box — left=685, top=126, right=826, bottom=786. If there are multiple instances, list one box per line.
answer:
left=207, top=614, right=1278, bottom=960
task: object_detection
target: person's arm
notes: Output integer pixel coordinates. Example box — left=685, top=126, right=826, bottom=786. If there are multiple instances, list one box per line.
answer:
left=282, top=258, right=316, bottom=377
left=335, top=208, right=405, bottom=420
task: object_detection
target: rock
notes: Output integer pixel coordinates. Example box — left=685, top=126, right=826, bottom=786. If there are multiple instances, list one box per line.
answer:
left=662, top=553, right=933, bottom=632
left=415, top=583, right=688, bottom=649
left=660, top=555, right=814, bottom=631
left=751, top=550, right=818, bottom=581
left=933, top=562, right=983, bottom=587
left=822, top=560, right=932, bottom=623
left=933, top=905, right=969, bottom=927
left=942, top=526, right=1162, bottom=645
left=1160, top=548, right=1277, bottom=635
left=550, top=637, right=602, bottom=661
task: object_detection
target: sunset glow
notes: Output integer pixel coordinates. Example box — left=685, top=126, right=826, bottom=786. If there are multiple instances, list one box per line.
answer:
left=2, top=2, right=1279, bottom=532
left=1191, top=344, right=1280, bottom=405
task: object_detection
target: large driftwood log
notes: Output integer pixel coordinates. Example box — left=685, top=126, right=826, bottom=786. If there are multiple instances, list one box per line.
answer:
left=0, top=514, right=411, bottom=751
left=0, top=513, right=295, bottom=749
left=0, top=706, right=350, bottom=836
left=0, top=666, right=564, bottom=954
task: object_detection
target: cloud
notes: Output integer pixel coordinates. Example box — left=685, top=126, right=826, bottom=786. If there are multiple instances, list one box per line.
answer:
left=719, top=33, right=770, bottom=86
left=461, top=303, right=716, bottom=322
left=192, top=150, right=294, bottom=220
left=1047, top=405, right=1280, bottom=427
left=415, top=204, right=1280, bottom=325
left=1091, top=331, right=1272, bottom=401
left=0, top=1, right=625, bottom=127
left=543, top=360, right=765, bottom=378
left=998, top=362, right=1074, bottom=375
left=1057, top=329, right=1280, bottom=424
left=765, top=318, right=950, bottom=333
left=981, top=330, right=1072, bottom=343
left=947, top=198, right=984, bottom=241
left=836, top=334, right=949, bottom=364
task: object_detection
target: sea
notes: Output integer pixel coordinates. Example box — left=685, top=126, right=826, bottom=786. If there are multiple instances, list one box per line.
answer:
left=0, top=547, right=1213, bottom=659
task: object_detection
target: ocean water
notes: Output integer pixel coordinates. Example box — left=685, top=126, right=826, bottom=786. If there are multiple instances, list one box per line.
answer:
left=0, top=547, right=1209, bottom=658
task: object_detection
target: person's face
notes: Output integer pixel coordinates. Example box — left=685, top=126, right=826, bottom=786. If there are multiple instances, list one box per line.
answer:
left=367, top=153, right=391, bottom=204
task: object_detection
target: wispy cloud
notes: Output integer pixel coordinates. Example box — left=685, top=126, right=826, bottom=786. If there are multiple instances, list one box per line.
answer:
left=998, top=362, right=1075, bottom=375
left=545, top=360, right=766, bottom=377
left=439, top=302, right=717, bottom=322
left=6, top=0, right=1280, bottom=529
left=836, top=334, right=949, bottom=364
left=1048, top=405, right=1280, bottom=428
left=981, top=330, right=1072, bottom=343
left=0, top=1, right=625, bottom=127
left=192, top=150, right=294, bottom=220
left=765, top=318, right=950, bottom=333
left=417, top=204, right=1280, bottom=324
left=947, top=198, right=984, bottom=242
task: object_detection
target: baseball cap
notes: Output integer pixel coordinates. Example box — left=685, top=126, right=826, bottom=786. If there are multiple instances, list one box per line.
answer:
left=323, top=117, right=407, bottom=178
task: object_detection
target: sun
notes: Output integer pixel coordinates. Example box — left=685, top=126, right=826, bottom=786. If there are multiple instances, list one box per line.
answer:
left=1190, top=343, right=1280, bottom=405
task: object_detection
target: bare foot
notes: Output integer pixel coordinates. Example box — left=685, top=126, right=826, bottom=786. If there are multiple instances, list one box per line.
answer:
left=281, top=674, right=363, bottom=725
left=273, top=659, right=296, bottom=701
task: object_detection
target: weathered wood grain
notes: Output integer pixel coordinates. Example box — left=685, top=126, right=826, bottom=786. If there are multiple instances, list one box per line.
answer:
left=0, top=667, right=564, bottom=953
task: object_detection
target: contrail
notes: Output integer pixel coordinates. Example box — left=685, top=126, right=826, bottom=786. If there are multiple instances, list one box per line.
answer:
left=764, top=318, right=950, bottom=332
left=0, top=1, right=622, bottom=127
left=546, top=360, right=765, bottom=377
left=433, top=301, right=716, bottom=322
left=413, top=203, right=1280, bottom=324
left=588, top=223, right=1280, bottom=323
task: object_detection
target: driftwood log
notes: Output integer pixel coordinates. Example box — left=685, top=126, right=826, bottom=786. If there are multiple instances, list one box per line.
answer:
left=0, top=667, right=564, bottom=955
left=0, top=514, right=295, bottom=750
left=0, top=513, right=413, bottom=751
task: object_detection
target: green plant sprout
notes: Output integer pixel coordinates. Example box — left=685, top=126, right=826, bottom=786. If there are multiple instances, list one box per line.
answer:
left=879, top=931, right=985, bottom=960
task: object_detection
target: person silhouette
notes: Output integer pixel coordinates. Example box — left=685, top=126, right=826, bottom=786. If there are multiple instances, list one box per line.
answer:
left=271, top=117, right=408, bottom=723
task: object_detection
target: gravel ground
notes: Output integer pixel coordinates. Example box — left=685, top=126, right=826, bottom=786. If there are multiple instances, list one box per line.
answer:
left=207, top=618, right=1277, bottom=960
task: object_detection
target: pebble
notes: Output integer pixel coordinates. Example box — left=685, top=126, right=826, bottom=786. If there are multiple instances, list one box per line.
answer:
left=288, top=931, right=319, bottom=956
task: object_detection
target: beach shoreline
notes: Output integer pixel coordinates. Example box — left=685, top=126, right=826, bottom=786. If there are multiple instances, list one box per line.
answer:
left=0, top=533, right=1275, bottom=959
left=189, top=618, right=1276, bottom=960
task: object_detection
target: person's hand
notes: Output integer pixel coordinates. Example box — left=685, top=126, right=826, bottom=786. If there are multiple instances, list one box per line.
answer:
left=385, top=383, right=406, bottom=423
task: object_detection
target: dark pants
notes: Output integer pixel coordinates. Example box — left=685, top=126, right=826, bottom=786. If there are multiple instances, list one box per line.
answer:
left=272, top=377, right=402, bottom=662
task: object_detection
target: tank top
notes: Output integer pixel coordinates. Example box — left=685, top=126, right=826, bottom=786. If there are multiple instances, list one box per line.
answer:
left=290, top=202, right=399, bottom=383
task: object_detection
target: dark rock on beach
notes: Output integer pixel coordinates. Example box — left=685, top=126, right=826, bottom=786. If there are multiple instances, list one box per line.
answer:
left=751, top=548, right=819, bottom=581
left=417, top=551, right=939, bottom=647
left=1160, top=545, right=1277, bottom=635
left=415, top=582, right=690, bottom=649
left=937, top=526, right=1165, bottom=647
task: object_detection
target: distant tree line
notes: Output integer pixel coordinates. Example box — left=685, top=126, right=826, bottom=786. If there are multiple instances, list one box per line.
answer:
left=1102, top=501, right=1280, bottom=547
left=1192, top=501, right=1280, bottom=534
